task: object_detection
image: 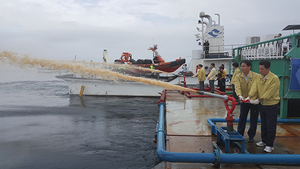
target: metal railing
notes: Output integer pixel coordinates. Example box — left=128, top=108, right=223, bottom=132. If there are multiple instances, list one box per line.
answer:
left=233, top=32, right=300, bottom=60
left=203, top=44, right=244, bottom=59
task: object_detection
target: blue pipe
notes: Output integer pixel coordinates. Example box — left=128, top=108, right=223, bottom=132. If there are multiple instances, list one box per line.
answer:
left=208, top=118, right=300, bottom=135
left=219, top=153, right=300, bottom=164
left=156, top=102, right=300, bottom=165
left=157, top=103, right=216, bottom=163
left=208, top=118, right=300, bottom=123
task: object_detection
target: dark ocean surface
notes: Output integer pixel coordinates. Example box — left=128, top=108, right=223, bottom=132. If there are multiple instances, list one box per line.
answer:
left=0, top=64, right=161, bottom=169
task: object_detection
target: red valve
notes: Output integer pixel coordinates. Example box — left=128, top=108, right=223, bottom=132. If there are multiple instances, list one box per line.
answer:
left=224, top=96, right=237, bottom=132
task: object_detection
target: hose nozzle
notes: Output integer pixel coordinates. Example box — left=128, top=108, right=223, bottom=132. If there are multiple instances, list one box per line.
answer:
left=197, top=91, right=204, bottom=95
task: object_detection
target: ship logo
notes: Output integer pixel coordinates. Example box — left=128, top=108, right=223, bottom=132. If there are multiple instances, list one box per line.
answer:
left=208, top=29, right=222, bottom=38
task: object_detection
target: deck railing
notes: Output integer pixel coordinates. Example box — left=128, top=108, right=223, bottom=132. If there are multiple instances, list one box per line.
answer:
left=233, top=32, right=300, bottom=60
left=203, top=44, right=243, bottom=59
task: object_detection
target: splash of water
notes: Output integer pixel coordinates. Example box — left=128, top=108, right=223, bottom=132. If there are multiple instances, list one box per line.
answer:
left=74, top=60, right=171, bottom=74
left=0, top=51, right=197, bottom=93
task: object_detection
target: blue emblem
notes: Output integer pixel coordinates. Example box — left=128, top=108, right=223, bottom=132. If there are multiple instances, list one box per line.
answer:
left=208, top=29, right=222, bottom=38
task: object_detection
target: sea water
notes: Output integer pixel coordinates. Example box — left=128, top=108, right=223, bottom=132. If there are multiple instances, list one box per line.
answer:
left=0, top=63, right=160, bottom=169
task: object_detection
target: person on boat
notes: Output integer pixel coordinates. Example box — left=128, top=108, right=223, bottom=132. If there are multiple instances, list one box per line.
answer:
left=235, top=60, right=259, bottom=144
left=220, top=64, right=227, bottom=74
left=230, top=62, right=241, bottom=103
left=274, top=33, right=282, bottom=55
left=192, top=64, right=205, bottom=91
left=248, top=60, right=280, bottom=153
left=153, top=55, right=165, bottom=63
left=207, top=63, right=217, bottom=93
left=149, top=45, right=165, bottom=63
left=217, top=67, right=226, bottom=92
left=118, top=65, right=125, bottom=73
left=203, top=40, right=210, bottom=57
left=182, top=64, right=187, bottom=74
left=195, top=65, right=199, bottom=73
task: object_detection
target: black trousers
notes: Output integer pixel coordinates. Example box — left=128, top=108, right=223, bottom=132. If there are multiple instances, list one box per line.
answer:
left=218, top=79, right=225, bottom=92
left=232, top=84, right=239, bottom=101
left=260, top=103, right=279, bottom=147
left=237, top=103, right=259, bottom=138
left=209, top=80, right=214, bottom=93
left=198, top=81, right=204, bottom=91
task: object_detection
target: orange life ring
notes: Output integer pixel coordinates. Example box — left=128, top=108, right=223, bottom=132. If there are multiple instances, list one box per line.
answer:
left=120, top=52, right=132, bottom=62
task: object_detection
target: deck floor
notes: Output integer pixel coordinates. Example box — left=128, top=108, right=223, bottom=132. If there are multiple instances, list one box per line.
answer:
left=155, top=91, right=300, bottom=169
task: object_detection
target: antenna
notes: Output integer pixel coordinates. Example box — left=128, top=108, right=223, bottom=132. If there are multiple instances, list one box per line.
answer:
left=215, top=13, right=220, bottom=26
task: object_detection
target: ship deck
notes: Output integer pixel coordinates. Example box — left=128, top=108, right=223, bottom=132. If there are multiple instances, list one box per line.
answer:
left=154, top=90, right=300, bottom=169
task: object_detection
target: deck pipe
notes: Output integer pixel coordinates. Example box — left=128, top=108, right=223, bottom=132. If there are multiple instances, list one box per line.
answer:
left=157, top=102, right=216, bottom=163
left=156, top=100, right=300, bottom=165
left=197, top=91, right=228, bottom=100
left=197, top=91, right=236, bottom=132
left=185, top=91, right=235, bottom=132
left=158, top=89, right=167, bottom=104
left=207, top=118, right=300, bottom=135
left=184, top=91, right=213, bottom=98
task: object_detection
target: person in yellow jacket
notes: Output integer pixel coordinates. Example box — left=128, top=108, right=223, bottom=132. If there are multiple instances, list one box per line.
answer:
left=231, top=62, right=241, bottom=102
left=207, top=63, right=217, bottom=93
left=235, top=60, right=260, bottom=143
left=192, top=64, right=206, bottom=91
left=221, top=64, right=227, bottom=74
left=217, top=67, right=226, bottom=92
left=248, top=60, right=280, bottom=153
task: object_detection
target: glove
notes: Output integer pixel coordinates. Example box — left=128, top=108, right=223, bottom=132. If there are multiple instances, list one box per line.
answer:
left=250, top=99, right=259, bottom=105
left=244, top=97, right=250, bottom=101
left=238, top=96, right=244, bottom=101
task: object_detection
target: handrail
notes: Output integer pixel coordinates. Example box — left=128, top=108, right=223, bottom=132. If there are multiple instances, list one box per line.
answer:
left=232, top=32, right=300, bottom=60
left=234, top=32, right=300, bottom=50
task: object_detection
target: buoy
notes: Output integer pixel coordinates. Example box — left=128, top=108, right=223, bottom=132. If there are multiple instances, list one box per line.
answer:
left=79, top=85, right=85, bottom=97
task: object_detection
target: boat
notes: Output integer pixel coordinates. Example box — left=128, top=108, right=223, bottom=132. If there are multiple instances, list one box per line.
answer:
left=58, top=11, right=296, bottom=97
left=55, top=71, right=183, bottom=97
left=114, top=44, right=186, bottom=73
left=56, top=74, right=163, bottom=97
left=56, top=45, right=188, bottom=97
left=152, top=13, right=300, bottom=168
left=177, top=11, right=241, bottom=87
left=56, top=48, right=185, bottom=97
left=55, top=12, right=237, bottom=96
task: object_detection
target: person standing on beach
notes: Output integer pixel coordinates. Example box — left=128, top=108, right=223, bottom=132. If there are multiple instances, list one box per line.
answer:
left=235, top=60, right=259, bottom=143
left=249, top=60, right=280, bottom=153
left=192, top=64, right=205, bottom=91
left=207, top=63, right=216, bottom=93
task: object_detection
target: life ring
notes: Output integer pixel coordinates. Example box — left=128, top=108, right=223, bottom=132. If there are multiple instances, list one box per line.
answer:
left=120, top=52, right=132, bottom=62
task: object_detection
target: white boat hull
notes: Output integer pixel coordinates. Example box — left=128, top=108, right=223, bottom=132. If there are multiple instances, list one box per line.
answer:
left=56, top=74, right=164, bottom=97
left=56, top=73, right=232, bottom=97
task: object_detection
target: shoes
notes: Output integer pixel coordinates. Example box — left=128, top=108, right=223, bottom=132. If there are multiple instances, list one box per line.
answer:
left=264, top=146, right=274, bottom=153
left=248, top=137, right=254, bottom=143
left=256, top=141, right=266, bottom=147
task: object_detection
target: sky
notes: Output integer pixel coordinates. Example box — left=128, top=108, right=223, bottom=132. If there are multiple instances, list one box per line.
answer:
left=1, top=0, right=300, bottom=64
